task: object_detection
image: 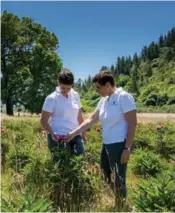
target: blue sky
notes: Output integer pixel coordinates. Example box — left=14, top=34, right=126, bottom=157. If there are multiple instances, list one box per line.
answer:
left=2, top=1, right=175, bottom=81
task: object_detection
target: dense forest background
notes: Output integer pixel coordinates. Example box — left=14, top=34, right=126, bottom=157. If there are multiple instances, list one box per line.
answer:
left=74, top=28, right=175, bottom=113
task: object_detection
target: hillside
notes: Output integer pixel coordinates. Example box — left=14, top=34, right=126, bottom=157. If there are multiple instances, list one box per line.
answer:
left=74, top=28, right=175, bottom=113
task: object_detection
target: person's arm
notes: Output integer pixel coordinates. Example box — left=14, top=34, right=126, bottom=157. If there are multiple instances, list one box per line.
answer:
left=77, top=109, right=87, bottom=142
left=40, top=110, right=56, bottom=141
left=121, top=110, right=137, bottom=164
left=124, top=110, right=137, bottom=148
left=65, top=110, right=99, bottom=142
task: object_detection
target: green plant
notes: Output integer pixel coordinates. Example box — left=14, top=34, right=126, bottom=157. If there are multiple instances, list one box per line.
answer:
left=155, top=123, right=175, bottom=158
left=134, top=172, right=175, bottom=212
left=9, top=151, right=30, bottom=173
left=2, top=119, right=175, bottom=212
left=1, top=185, right=53, bottom=212
left=130, top=148, right=162, bottom=177
left=44, top=150, right=100, bottom=212
left=134, top=123, right=156, bottom=149
left=1, top=142, right=9, bottom=172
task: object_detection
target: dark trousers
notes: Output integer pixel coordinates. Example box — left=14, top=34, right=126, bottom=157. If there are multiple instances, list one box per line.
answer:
left=100, top=142, right=127, bottom=198
left=47, top=134, right=84, bottom=157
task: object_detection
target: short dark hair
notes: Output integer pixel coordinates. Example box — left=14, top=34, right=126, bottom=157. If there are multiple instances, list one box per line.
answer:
left=92, top=71, right=115, bottom=87
left=57, top=69, right=74, bottom=85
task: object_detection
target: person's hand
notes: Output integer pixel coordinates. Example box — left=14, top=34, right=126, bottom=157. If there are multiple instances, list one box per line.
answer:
left=120, top=149, right=130, bottom=164
left=82, top=132, right=87, bottom=143
left=51, top=134, right=58, bottom=142
left=64, top=132, right=76, bottom=143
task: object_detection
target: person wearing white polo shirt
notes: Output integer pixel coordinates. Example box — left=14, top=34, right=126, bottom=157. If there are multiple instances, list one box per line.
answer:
left=65, top=71, right=137, bottom=199
left=40, top=69, right=86, bottom=159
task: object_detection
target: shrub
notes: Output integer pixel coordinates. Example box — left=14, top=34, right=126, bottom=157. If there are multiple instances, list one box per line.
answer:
left=155, top=122, right=175, bottom=158
left=134, top=122, right=175, bottom=158
left=9, top=151, right=30, bottom=172
left=118, top=74, right=130, bottom=87
left=130, top=148, right=162, bottom=177
left=44, top=150, right=100, bottom=212
left=134, top=123, right=156, bottom=149
left=156, top=94, right=169, bottom=106
left=145, top=93, right=157, bottom=106
left=134, top=172, right=175, bottom=212
left=1, top=184, right=53, bottom=212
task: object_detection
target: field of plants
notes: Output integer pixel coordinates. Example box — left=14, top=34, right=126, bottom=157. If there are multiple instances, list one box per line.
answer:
left=1, top=117, right=175, bottom=212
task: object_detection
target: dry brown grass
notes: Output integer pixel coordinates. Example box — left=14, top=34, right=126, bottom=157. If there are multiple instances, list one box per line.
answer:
left=1, top=112, right=175, bottom=123
left=84, top=112, right=175, bottom=123
left=1, top=113, right=40, bottom=121
left=137, top=113, right=175, bottom=123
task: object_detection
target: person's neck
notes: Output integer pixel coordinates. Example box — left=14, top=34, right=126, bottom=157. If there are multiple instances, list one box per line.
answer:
left=62, top=93, right=68, bottom=98
left=108, top=87, right=116, bottom=97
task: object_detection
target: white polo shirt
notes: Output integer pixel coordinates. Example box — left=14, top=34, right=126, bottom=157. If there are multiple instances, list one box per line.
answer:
left=42, top=87, right=81, bottom=135
left=96, top=87, right=136, bottom=144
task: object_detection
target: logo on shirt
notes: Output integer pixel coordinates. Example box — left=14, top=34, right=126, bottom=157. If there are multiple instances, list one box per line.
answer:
left=110, top=101, right=119, bottom=107
left=113, top=101, right=116, bottom=105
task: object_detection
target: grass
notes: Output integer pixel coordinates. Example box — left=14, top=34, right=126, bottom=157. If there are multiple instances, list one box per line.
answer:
left=2, top=112, right=175, bottom=123
left=1, top=115, right=174, bottom=211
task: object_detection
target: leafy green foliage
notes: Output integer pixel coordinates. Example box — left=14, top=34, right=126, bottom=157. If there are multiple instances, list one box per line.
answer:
left=134, top=172, right=175, bottom=212
left=43, top=150, right=101, bottom=212
left=130, top=148, right=162, bottom=177
left=1, top=119, right=175, bottom=211
left=117, top=74, right=130, bottom=87
left=2, top=119, right=102, bottom=212
left=1, top=185, right=53, bottom=212
left=1, top=11, right=62, bottom=115
left=74, top=27, right=175, bottom=113
left=134, top=122, right=175, bottom=158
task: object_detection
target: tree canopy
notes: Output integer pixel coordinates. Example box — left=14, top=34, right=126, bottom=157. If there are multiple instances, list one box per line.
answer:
left=1, top=11, right=62, bottom=115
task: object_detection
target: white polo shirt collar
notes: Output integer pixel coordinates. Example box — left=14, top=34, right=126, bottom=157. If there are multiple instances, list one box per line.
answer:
left=55, top=86, right=72, bottom=98
left=107, top=87, right=123, bottom=101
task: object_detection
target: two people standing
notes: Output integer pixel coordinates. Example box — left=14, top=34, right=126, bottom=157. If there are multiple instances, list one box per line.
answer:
left=41, top=69, right=137, bottom=199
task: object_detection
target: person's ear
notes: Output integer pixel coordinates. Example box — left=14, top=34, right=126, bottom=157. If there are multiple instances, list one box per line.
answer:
left=56, top=79, right=59, bottom=86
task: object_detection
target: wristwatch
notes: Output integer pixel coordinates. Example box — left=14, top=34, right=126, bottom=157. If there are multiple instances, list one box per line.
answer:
left=124, top=147, right=131, bottom=152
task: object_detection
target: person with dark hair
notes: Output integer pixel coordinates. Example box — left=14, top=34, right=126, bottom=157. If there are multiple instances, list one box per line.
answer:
left=40, top=69, right=86, bottom=158
left=65, top=70, right=137, bottom=199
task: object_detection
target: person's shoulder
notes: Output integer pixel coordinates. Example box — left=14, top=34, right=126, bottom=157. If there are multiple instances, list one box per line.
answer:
left=115, top=88, right=135, bottom=107
left=116, top=88, right=134, bottom=99
left=71, top=88, right=80, bottom=97
left=99, top=97, right=107, bottom=104
left=46, top=91, right=58, bottom=100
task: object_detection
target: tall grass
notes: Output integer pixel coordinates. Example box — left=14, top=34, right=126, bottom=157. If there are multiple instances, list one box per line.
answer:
left=1, top=118, right=175, bottom=211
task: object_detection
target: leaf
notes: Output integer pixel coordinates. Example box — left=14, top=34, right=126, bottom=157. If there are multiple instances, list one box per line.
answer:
left=28, top=198, right=47, bottom=212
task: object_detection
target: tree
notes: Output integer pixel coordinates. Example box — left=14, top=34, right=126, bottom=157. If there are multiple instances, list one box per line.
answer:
left=145, top=62, right=152, bottom=78
left=110, top=64, right=115, bottom=76
left=125, top=56, right=132, bottom=75
left=75, top=78, right=83, bottom=91
left=159, top=35, right=164, bottom=47
left=100, top=66, right=109, bottom=71
left=133, top=53, right=140, bottom=67
left=117, top=57, right=126, bottom=75
left=147, top=42, right=160, bottom=60
left=141, top=46, right=148, bottom=61
left=130, top=65, right=139, bottom=94
left=1, top=11, right=62, bottom=115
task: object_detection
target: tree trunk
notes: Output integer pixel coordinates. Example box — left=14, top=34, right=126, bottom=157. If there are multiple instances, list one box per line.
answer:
left=6, top=99, right=14, bottom=116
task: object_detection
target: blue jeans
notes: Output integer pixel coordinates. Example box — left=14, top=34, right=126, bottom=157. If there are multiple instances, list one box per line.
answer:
left=47, top=134, right=84, bottom=157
